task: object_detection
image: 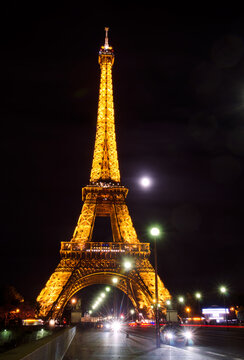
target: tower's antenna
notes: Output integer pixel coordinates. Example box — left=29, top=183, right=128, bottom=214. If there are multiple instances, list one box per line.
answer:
left=104, top=27, right=109, bottom=49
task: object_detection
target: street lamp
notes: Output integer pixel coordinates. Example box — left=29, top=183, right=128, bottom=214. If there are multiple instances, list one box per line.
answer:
left=195, top=292, right=201, bottom=300
left=150, top=226, right=160, bottom=348
left=195, top=292, right=202, bottom=315
left=130, top=309, right=135, bottom=321
left=166, top=300, right=171, bottom=322
left=123, top=260, right=132, bottom=319
left=71, top=298, right=77, bottom=310
left=112, top=277, right=118, bottom=319
left=178, top=296, right=184, bottom=304
left=219, top=286, right=228, bottom=325
left=185, top=307, right=191, bottom=318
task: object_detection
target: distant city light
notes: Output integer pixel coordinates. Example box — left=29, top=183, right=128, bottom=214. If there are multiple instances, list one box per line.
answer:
left=105, top=287, right=111, bottom=292
left=178, top=296, right=184, bottom=303
left=166, top=300, right=171, bottom=306
left=112, top=277, right=118, bottom=284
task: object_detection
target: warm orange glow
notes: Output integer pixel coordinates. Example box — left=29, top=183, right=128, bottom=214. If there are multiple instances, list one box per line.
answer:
left=230, top=307, right=235, bottom=311
left=36, top=31, right=171, bottom=319
left=193, top=317, right=201, bottom=321
left=186, top=307, right=191, bottom=313
left=71, top=298, right=77, bottom=304
left=22, top=319, right=44, bottom=326
left=90, top=41, right=120, bottom=183
left=16, top=308, right=20, bottom=313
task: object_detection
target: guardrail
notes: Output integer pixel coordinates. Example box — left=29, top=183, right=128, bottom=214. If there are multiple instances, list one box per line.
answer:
left=20, top=326, right=76, bottom=360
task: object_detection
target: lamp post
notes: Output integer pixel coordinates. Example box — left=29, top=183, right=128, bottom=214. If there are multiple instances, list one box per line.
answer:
left=123, top=260, right=132, bottom=320
left=150, top=226, right=160, bottom=348
left=130, top=309, right=135, bottom=321
left=219, top=286, right=228, bottom=326
left=195, top=292, right=202, bottom=315
left=166, top=299, right=171, bottom=323
left=112, top=277, right=118, bottom=319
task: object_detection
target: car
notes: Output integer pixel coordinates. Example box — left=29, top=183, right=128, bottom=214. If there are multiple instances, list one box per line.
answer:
left=160, top=323, right=193, bottom=346
left=102, top=320, right=122, bottom=332
left=102, top=322, right=112, bottom=331
left=95, top=321, right=104, bottom=329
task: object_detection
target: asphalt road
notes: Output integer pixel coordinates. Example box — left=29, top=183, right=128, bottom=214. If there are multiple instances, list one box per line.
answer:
left=63, top=325, right=244, bottom=360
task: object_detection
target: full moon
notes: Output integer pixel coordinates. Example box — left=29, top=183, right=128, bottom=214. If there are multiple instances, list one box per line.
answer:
left=140, top=177, right=151, bottom=187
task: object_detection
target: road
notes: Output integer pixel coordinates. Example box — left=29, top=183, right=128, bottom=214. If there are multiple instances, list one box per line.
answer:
left=63, top=325, right=244, bottom=360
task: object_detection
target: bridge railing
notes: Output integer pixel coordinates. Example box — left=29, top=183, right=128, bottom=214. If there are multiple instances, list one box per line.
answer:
left=60, top=241, right=150, bottom=256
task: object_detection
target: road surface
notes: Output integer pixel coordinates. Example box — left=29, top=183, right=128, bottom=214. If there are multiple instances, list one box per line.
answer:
left=63, top=325, right=244, bottom=360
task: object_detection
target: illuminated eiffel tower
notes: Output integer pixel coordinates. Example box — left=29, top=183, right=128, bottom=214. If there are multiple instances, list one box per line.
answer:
left=37, top=28, right=170, bottom=319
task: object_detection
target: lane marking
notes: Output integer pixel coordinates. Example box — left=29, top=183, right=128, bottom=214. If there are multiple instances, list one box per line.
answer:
left=206, top=351, right=226, bottom=357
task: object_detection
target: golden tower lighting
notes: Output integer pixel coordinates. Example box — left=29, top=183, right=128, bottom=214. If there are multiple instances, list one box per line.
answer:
left=36, top=28, right=170, bottom=319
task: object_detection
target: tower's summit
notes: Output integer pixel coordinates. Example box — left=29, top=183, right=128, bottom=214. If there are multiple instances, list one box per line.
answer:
left=90, top=27, right=119, bottom=184
left=104, top=27, right=109, bottom=49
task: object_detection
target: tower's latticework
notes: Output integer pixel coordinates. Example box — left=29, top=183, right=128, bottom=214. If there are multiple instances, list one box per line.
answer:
left=37, top=28, right=170, bottom=319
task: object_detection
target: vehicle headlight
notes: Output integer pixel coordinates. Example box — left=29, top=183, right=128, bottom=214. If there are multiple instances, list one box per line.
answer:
left=166, top=332, right=174, bottom=339
left=183, top=331, right=192, bottom=339
left=111, top=321, right=121, bottom=332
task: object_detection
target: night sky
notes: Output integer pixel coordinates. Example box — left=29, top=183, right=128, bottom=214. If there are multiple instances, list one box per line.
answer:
left=1, top=4, right=244, bottom=306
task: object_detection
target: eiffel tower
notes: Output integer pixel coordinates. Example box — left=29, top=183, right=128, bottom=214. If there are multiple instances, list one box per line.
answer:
left=37, top=28, right=170, bottom=319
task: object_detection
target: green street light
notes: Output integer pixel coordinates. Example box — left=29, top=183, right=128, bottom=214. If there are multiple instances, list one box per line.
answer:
left=149, top=225, right=161, bottom=348
left=220, top=286, right=227, bottom=294
left=123, top=260, right=133, bottom=320
left=178, top=296, right=184, bottom=303
left=105, top=286, right=111, bottom=292
left=195, top=292, right=202, bottom=299
left=150, top=227, right=160, bottom=237
left=219, top=286, right=228, bottom=325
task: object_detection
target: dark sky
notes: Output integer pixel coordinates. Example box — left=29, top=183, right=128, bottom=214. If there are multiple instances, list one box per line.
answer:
left=1, top=4, right=244, bottom=305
